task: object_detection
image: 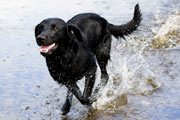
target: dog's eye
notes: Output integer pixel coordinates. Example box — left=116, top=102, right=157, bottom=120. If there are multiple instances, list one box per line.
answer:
left=51, top=24, right=57, bottom=30
left=39, top=25, right=44, bottom=30
left=38, top=25, right=44, bottom=34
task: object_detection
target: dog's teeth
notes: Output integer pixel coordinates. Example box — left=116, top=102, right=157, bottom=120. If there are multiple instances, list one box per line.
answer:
left=44, top=49, right=49, bottom=53
left=40, top=49, right=49, bottom=53
left=51, top=43, right=55, bottom=47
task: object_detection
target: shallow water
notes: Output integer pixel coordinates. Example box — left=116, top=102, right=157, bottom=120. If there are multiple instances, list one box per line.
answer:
left=0, top=0, right=180, bottom=120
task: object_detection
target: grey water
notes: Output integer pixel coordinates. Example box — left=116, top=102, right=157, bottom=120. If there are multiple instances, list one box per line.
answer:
left=0, top=0, right=180, bottom=119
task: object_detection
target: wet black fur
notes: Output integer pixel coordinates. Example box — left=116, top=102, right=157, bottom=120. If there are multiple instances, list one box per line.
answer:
left=35, top=4, right=142, bottom=115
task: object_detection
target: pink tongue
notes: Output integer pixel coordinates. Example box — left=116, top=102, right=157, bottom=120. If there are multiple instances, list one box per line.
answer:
left=40, top=45, right=51, bottom=50
left=39, top=43, right=55, bottom=51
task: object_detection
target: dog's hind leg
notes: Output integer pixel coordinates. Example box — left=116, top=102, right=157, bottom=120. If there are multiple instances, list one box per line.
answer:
left=61, top=89, right=73, bottom=115
left=93, top=34, right=112, bottom=95
left=83, top=66, right=97, bottom=102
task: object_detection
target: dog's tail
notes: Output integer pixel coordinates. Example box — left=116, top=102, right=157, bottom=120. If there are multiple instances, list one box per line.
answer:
left=108, top=4, right=142, bottom=39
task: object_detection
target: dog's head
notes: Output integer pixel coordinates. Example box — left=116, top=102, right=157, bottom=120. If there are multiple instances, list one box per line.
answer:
left=35, top=18, right=83, bottom=56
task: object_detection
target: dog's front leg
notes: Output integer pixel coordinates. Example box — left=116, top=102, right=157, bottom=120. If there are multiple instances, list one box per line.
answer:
left=65, top=83, right=91, bottom=105
left=61, top=89, right=73, bottom=115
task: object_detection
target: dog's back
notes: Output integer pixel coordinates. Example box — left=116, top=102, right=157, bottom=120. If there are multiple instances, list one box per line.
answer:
left=67, top=4, right=141, bottom=53
left=67, top=13, right=108, bottom=53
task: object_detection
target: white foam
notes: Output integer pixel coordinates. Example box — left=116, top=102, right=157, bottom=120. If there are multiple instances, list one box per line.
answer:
left=153, top=14, right=180, bottom=47
left=93, top=38, right=161, bottom=110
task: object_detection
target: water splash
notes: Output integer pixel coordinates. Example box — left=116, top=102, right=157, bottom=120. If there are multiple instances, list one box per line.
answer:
left=93, top=37, right=161, bottom=110
left=153, top=14, right=180, bottom=48
left=93, top=9, right=180, bottom=111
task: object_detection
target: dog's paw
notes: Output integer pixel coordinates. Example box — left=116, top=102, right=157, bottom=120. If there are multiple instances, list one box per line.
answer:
left=61, top=102, right=71, bottom=115
left=61, top=107, right=70, bottom=115
left=61, top=110, right=69, bottom=115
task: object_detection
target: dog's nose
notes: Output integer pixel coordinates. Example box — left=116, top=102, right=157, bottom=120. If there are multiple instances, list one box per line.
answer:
left=37, top=35, right=46, bottom=46
left=37, top=35, right=45, bottom=42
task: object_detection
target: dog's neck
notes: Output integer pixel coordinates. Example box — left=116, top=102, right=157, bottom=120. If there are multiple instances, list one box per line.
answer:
left=46, top=37, right=79, bottom=63
left=44, top=37, right=81, bottom=83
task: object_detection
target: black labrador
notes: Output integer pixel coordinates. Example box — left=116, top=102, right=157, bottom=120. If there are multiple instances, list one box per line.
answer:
left=35, top=4, right=142, bottom=115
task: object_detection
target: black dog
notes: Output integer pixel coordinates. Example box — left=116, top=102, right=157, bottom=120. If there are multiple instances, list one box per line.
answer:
left=35, top=4, right=141, bottom=115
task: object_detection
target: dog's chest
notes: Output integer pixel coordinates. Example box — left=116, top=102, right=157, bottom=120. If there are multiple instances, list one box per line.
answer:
left=46, top=56, right=83, bottom=84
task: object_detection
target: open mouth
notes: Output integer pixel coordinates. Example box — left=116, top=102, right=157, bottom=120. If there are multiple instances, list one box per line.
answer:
left=39, top=43, right=58, bottom=54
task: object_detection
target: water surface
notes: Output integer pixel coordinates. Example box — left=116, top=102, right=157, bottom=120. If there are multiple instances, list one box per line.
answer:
left=0, top=0, right=180, bottom=119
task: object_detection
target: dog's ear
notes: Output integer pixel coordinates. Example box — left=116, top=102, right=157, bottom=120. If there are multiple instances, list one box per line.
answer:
left=35, top=24, right=40, bottom=37
left=67, top=24, right=84, bottom=42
